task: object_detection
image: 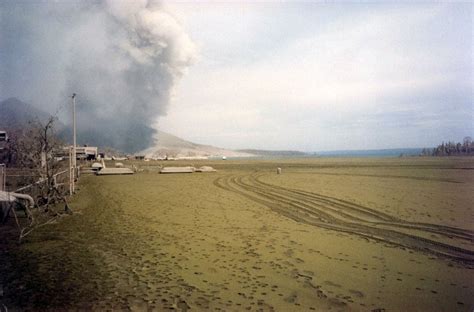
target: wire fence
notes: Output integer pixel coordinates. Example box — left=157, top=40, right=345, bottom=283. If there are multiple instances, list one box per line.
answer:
left=1, top=165, right=74, bottom=204
left=15, top=169, right=71, bottom=200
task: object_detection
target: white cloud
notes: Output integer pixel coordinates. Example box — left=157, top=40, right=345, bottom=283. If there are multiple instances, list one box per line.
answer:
left=158, top=2, right=473, bottom=151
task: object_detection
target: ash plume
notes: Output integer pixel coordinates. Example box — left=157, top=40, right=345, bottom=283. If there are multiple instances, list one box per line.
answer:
left=0, top=0, right=196, bottom=153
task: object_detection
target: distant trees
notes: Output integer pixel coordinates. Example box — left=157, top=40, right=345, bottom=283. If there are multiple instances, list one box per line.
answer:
left=421, top=137, right=473, bottom=157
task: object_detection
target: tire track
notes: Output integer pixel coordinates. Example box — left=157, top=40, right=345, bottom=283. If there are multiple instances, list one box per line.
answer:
left=213, top=174, right=474, bottom=265
left=236, top=174, right=474, bottom=245
left=250, top=174, right=473, bottom=241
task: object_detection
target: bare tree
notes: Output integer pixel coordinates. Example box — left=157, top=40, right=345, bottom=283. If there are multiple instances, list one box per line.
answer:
left=13, top=117, right=64, bottom=197
left=6, top=117, right=71, bottom=242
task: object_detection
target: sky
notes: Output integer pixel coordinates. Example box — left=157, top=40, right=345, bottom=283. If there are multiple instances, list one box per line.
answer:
left=158, top=1, right=473, bottom=152
left=1, top=1, right=472, bottom=152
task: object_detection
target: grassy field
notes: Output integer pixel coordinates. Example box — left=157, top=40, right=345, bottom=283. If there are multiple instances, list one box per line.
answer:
left=1, top=157, right=473, bottom=311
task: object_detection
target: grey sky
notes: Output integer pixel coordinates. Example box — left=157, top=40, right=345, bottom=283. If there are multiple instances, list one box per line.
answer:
left=1, top=1, right=472, bottom=152
left=159, top=2, right=473, bottom=151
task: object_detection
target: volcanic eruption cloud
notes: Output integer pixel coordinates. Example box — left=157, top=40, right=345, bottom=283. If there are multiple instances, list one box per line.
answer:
left=0, top=0, right=196, bottom=153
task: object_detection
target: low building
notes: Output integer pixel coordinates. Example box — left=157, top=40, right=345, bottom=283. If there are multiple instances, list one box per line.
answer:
left=76, top=146, right=98, bottom=160
left=0, top=131, right=8, bottom=151
left=0, top=131, right=7, bottom=142
left=56, top=146, right=98, bottom=160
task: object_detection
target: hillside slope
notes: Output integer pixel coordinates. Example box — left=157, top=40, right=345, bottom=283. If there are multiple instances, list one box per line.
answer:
left=0, top=98, right=300, bottom=158
left=0, top=97, right=53, bottom=129
left=237, top=149, right=308, bottom=157
left=141, top=131, right=255, bottom=158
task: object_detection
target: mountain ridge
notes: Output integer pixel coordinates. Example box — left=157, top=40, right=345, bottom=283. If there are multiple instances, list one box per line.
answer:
left=142, top=131, right=255, bottom=158
left=0, top=97, right=55, bottom=129
left=0, top=98, right=255, bottom=157
left=237, top=149, right=308, bottom=157
left=0, top=97, right=312, bottom=158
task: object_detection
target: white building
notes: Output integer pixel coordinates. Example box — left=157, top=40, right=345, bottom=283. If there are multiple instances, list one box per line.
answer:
left=57, top=146, right=98, bottom=160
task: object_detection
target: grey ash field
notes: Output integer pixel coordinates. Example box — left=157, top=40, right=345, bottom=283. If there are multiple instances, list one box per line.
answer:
left=1, top=157, right=473, bottom=311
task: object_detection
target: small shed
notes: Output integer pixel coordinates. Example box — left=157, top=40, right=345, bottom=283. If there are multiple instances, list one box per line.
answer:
left=0, top=131, right=8, bottom=142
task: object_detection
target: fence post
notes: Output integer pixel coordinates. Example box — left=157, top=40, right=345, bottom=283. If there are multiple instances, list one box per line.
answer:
left=0, top=164, right=5, bottom=191
left=69, top=147, right=73, bottom=195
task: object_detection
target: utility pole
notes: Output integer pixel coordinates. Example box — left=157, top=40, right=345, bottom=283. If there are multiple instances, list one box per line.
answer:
left=71, top=93, right=77, bottom=193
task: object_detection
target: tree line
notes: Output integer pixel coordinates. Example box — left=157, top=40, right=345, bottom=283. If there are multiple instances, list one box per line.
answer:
left=421, top=137, right=473, bottom=156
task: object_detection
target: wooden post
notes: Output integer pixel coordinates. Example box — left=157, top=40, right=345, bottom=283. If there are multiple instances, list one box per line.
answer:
left=0, top=164, right=5, bottom=191
left=69, top=146, right=74, bottom=195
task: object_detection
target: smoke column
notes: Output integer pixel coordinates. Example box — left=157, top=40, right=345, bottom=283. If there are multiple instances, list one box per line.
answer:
left=0, top=0, right=196, bottom=153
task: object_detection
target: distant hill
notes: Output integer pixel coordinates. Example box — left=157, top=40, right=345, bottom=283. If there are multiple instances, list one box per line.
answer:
left=0, top=98, right=254, bottom=157
left=141, top=131, right=255, bottom=158
left=0, top=97, right=54, bottom=129
left=316, top=148, right=424, bottom=157
left=237, top=149, right=308, bottom=157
